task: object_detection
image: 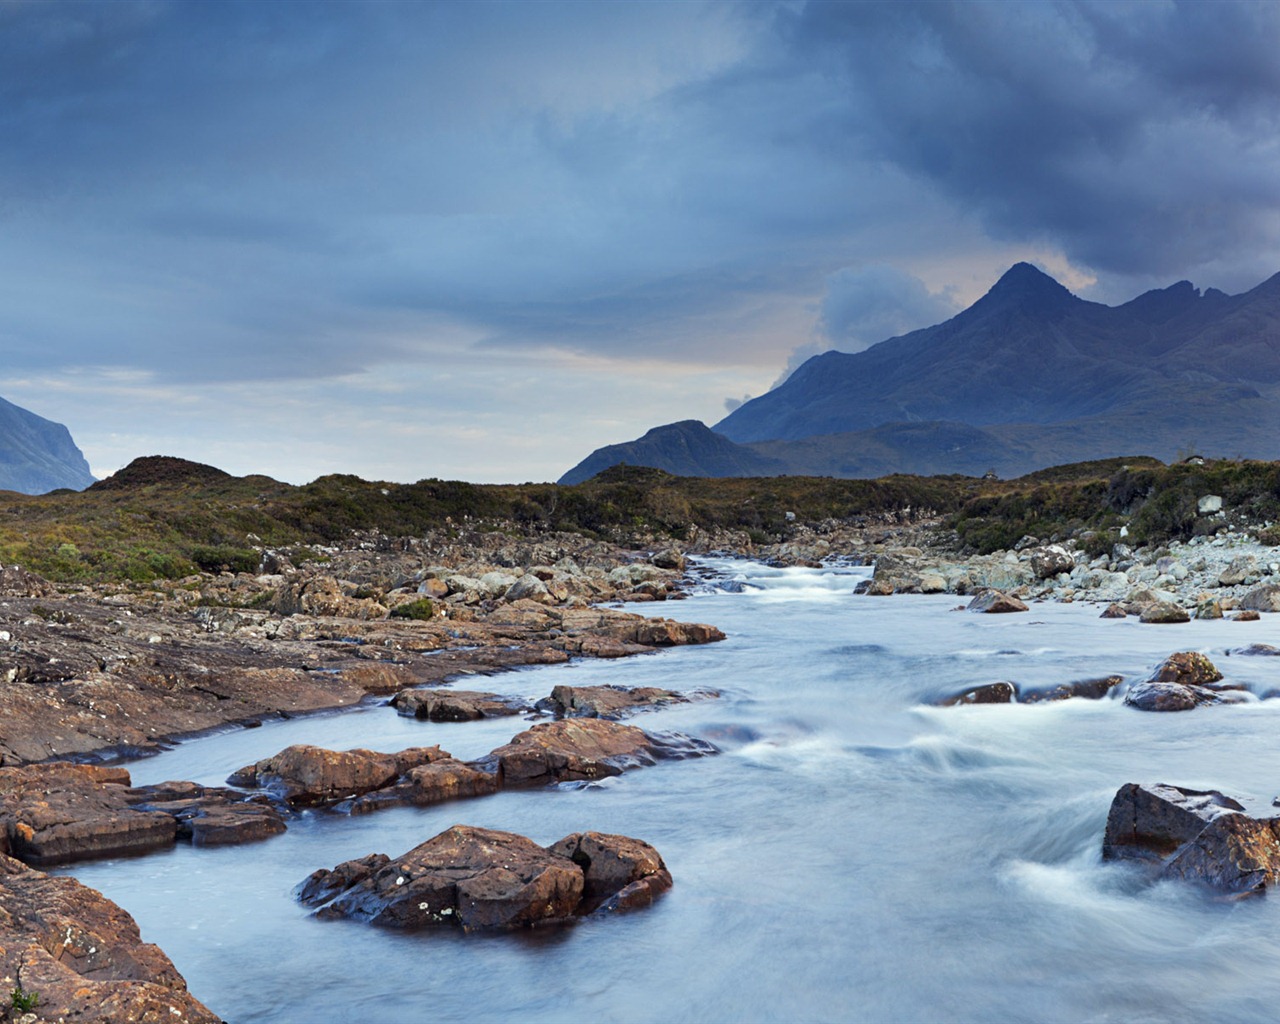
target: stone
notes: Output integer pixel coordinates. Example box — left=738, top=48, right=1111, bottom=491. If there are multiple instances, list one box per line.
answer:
left=1197, top=495, right=1224, bottom=514
left=540, top=684, right=694, bottom=719
left=936, top=681, right=1017, bottom=706
left=547, top=831, right=673, bottom=913
left=349, top=759, right=500, bottom=814
left=228, top=744, right=449, bottom=807
left=298, top=825, right=671, bottom=930
left=1218, top=555, right=1257, bottom=587
left=1029, top=545, right=1074, bottom=580
left=482, top=719, right=662, bottom=785
left=1239, top=584, right=1280, bottom=612
left=856, top=578, right=895, bottom=596
left=1103, top=783, right=1245, bottom=862
left=1139, top=603, right=1190, bottom=624
left=1020, top=676, right=1124, bottom=703
left=1161, top=814, right=1280, bottom=897
left=966, top=590, right=1028, bottom=614
left=1233, top=610, right=1262, bottom=621
left=1100, top=603, right=1128, bottom=619
left=1229, top=643, right=1280, bottom=656
left=1122, top=681, right=1246, bottom=712
left=389, top=689, right=530, bottom=721
left=651, top=549, right=686, bottom=571
left=504, top=573, right=553, bottom=605
left=0, top=854, right=220, bottom=1022
left=630, top=619, right=725, bottom=645
left=1195, top=599, right=1223, bottom=620
left=1148, top=652, right=1223, bottom=686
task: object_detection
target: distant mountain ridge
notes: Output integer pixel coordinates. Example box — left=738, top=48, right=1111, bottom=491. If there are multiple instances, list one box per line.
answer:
left=559, top=263, right=1280, bottom=483
left=0, top=396, right=95, bottom=493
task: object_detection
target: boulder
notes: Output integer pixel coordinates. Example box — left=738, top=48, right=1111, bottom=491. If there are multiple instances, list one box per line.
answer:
left=349, top=759, right=500, bottom=814
left=1195, top=599, right=1223, bottom=620
left=1229, top=643, right=1280, bottom=656
left=540, top=684, right=694, bottom=719
left=1198, top=495, right=1224, bottom=514
left=389, top=689, right=530, bottom=721
left=227, top=744, right=448, bottom=807
left=480, top=718, right=713, bottom=786
left=298, top=825, right=670, bottom=930
left=1217, top=555, right=1257, bottom=587
left=1139, top=603, right=1190, bottom=624
left=270, top=576, right=387, bottom=619
left=0, top=764, right=283, bottom=866
left=1100, top=603, right=1128, bottom=619
left=1028, top=545, right=1073, bottom=580
left=0, top=854, right=220, bottom=1022
left=856, top=578, right=895, bottom=596
left=1233, top=610, right=1262, bottom=621
left=1149, top=652, right=1223, bottom=686
left=1103, top=782, right=1280, bottom=897
left=503, top=573, right=553, bottom=605
left=935, top=681, right=1017, bottom=706
left=1103, top=783, right=1245, bottom=862
left=1020, top=676, right=1124, bottom=703
left=1239, top=585, right=1280, bottom=612
left=966, top=590, right=1028, bottom=614
left=630, top=619, right=725, bottom=645
left=651, top=549, right=686, bottom=571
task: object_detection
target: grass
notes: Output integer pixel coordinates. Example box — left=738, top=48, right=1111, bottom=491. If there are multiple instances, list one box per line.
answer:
left=5, top=452, right=1280, bottom=584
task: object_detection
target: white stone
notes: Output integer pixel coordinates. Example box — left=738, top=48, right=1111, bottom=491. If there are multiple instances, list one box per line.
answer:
left=1198, top=495, right=1223, bottom=514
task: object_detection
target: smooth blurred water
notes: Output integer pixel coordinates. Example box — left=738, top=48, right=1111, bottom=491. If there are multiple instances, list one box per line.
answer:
left=58, top=560, right=1280, bottom=1023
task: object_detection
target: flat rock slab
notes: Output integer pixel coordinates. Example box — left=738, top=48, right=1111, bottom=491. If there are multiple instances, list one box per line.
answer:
left=540, top=684, right=710, bottom=719
left=1103, top=782, right=1280, bottom=897
left=481, top=718, right=715, bottom=785
left=0, top=853, right=220, bottom=1022
left=298, top=825, right=671, bottom=930
left=390, top=688, right=531, bottom=721
left=966, top=591, right=1028, bottom=613
left=227, top=743, right=449, bottom=807
left=0, top=763, right=284, bottom=866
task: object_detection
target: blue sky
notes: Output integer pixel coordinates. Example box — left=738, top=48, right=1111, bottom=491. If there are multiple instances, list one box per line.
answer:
left=3, top=0, right=1279, bottom=483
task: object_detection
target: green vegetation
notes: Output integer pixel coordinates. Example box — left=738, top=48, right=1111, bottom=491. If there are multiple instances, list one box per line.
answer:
left=389, top=598, right=436, bottom=620
left=5, top=452, right=1280, bottom=584
left=10, top=985, right=38, bottom=1012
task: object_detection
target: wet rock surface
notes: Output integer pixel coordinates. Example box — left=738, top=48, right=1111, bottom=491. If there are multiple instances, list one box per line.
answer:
left=481, top=718, right=715, bottom=785
left=1124, top=652, right=1244, bottom=711
left=0, top=854, right=220, bottom=1022
left=389, top=688, right=531, bottom=721
left=227, top=743, right=454, bottom=808
left=0, top=763, right=283, bottom=866
left=1020, top=675, right=1125, bottom=703
left=298, top=825, right=671, bottom=930
left=966, top=590, right=1028, bottom=614
left=539, top=683, right=706, bottom=719
left=936, top=682, right=1017, bottom=706
left=1103, top=782, right=1280, bottom=897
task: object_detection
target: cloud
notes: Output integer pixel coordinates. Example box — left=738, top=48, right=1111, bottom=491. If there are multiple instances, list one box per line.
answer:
left=2, top=1, right=1280, bottom=482
left=818, top=265, right=959, bottom=352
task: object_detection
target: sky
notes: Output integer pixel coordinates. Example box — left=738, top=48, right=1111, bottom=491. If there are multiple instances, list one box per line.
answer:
left=2, top=0, right=1280, bottom=484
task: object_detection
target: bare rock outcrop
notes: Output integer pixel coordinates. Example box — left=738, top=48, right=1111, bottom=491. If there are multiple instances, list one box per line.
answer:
left=297, top=825, right=671, bottom=929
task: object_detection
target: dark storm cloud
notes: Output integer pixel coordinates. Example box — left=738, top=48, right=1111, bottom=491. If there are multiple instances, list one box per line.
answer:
left=2, top=0, right=1280, bottom=397
left=766, top=0, right=1280, bottom=282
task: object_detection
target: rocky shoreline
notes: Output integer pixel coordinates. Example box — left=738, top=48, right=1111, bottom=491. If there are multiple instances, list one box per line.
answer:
left=8, top=510, right=1280, bottom=1019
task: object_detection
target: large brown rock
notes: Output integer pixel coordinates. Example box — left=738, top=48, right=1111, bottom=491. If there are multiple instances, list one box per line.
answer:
left=1239, top=584, right=1280, bottom=612
left=349, top=759, right=500, bottom=814
left=1103, top=783, right=1245, bottom=862
left=630, top=619, right=725, bottom=645
left=1139, top=603, right=1190, bottom=624
left=1148, top=651, right=1224, bottom=686
left=0, top=764, right=286, bottom=865
left=483, top=719, right=661, bottom=785
left=1103, top=782, right=1280, bottom=897
left=298, top=825, right=670, bottom=929
left=0, top=854, right=219, bottom=1022
left=227, top=744, right=448, bottom=807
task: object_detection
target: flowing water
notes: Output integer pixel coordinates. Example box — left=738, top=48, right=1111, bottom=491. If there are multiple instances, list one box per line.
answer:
left=58, top=559, right=1280, bottom=1022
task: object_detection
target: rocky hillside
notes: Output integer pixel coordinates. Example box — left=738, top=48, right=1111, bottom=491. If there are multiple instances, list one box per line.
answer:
left=0, top=394, right=95, bottom=493
left=564, top=263, right=1280, bottom=480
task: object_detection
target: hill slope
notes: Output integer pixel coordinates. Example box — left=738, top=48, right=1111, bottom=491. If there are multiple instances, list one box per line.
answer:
left=0, top=396, right=95, bottom=493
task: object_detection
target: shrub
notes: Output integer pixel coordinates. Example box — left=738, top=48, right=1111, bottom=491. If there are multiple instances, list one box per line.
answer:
left=390, top=598, right=435, bottom=620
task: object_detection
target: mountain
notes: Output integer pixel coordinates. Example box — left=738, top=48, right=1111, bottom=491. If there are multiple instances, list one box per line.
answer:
left=559, top=420, right=786, bottom=485
left=561, top=263, right=1280, bottom=482
left=0, top=396, right=95, bottom=493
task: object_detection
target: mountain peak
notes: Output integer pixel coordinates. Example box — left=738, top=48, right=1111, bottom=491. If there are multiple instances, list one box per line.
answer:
left=978, top=262, right=1077, bottom=311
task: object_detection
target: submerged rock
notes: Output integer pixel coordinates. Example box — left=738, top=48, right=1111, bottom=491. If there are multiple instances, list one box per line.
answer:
left=1020, top=676, right=1124, bottom=703
left=297, top=825, right=671, bottom=930
left=1103, top=782, right=1280, bottom=897
left=539, top=683, right=700, bottom=719
left=935, top=681, right=1017, bottom=706
left=390, top=688, right=530, bottom=721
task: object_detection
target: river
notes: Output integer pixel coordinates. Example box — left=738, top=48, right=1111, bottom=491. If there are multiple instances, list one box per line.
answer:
left=58, top=559, right=1280, bottom=1022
